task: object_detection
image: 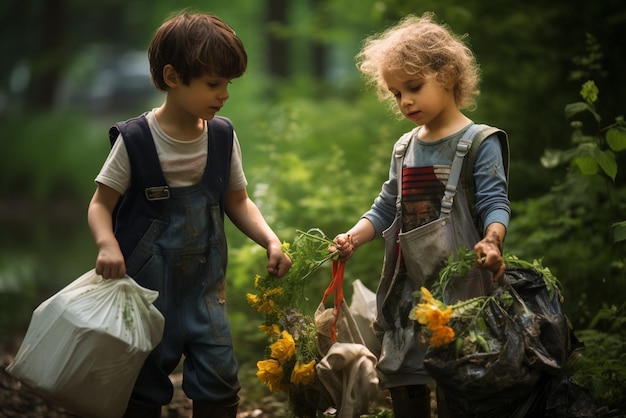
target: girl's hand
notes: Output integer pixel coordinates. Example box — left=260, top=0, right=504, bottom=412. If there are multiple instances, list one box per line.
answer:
left=474, top=235, right=505, bottom=281
left=329, top=233, right=356, bottom=261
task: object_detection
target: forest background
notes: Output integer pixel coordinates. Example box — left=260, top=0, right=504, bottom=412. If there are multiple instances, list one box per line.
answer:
left=0, top=0, right=625, bottom=414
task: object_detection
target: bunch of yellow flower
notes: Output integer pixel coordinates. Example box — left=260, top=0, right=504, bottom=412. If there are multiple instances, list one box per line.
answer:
left=411, top=287, right=455, bottom=347
left=256, top=329, right=316, bottom=392
left=248, top=274, right=318, bottom=393
left=247, top=274, right=284, bottom=316
left=247, top=229, right=337, bottom=402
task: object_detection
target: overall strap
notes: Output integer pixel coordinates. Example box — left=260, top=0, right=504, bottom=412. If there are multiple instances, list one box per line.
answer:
left=108, top=114, right=169, bottom=259
left=109, top=113, right=169, bottom=201
left=461, top=125, right=509, bottom=231
left=205, top=116, right=234, bottom=214
left=394, top=133, right=414, bottom=212
left=440, top=124, right=483, bottom=215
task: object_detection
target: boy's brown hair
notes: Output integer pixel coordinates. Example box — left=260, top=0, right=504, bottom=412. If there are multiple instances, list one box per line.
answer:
left=148, top=12, right=248, bottom=91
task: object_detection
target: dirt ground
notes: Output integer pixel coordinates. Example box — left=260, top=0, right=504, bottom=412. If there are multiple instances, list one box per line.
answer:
left=0, top=337, right=283, bottom=418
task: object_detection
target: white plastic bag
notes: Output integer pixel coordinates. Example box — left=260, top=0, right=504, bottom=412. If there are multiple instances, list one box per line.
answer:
left=6, top=269, right=165, bottom=418
left=350, top=279, right=381, bottom=356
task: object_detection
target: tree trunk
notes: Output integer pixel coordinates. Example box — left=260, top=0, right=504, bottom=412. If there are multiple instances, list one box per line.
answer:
left=265, top=0, right=290, bottom=79
left=25, top=0, right=68, bottom=109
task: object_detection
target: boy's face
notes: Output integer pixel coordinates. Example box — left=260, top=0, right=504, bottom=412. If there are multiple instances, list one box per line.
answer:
left=171, top=74, right=232, bottom=121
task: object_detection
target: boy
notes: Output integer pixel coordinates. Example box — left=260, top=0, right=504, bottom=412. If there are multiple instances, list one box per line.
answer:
left=87, top=11, right=291, bottom=418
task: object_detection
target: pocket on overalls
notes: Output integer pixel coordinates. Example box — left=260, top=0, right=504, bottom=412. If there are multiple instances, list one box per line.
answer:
left=381, top=215, right=401, bottom=279
left=398, top=215, right=492, bottom=303
left=398, top=215, right=457, bottom=286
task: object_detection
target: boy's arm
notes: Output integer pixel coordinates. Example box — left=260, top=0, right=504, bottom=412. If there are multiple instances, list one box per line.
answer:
left=87, top=183, right=126, bottom=279
left=225, top=188, right=291, bottom=277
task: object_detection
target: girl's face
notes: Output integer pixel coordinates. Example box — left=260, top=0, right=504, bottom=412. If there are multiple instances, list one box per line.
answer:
left=383, top=69, right=456, bottom=128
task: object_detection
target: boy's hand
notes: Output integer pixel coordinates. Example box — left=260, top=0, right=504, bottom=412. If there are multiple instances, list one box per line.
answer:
left=95, top=243, right=126, bottom=279
left=266, top=244, right=292, bottom=277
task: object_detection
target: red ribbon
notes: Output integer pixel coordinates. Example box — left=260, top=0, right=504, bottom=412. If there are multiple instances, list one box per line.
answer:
left=321, top=259, right=346, bottom=342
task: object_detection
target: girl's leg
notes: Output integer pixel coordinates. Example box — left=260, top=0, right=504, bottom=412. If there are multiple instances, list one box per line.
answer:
left=389, top=385, right=431, bottom=418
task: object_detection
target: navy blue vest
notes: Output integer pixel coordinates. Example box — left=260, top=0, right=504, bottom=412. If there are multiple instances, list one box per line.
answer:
left=108, top=114, right=234, bottom=260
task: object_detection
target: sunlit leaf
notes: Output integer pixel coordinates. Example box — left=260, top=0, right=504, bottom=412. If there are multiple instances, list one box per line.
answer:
left=573, top=156, right=599, bottom=176
left=606, top=127, right=626, bottom=151
left=594, top=149, right=617, bottom=180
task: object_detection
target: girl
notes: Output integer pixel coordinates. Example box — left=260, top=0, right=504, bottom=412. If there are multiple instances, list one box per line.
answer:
left=333, top=13, right=510, bottom=417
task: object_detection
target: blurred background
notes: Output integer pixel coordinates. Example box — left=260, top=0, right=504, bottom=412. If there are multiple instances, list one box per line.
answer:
left=1, top=0, right=625, bottom=413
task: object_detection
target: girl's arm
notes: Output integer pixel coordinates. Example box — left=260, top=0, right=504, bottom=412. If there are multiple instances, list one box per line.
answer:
left=473, top=135, right=510, bottom=280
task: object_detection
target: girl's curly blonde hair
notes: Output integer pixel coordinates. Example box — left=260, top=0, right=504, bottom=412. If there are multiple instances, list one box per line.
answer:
left=356, top=12, right=480, bottom=112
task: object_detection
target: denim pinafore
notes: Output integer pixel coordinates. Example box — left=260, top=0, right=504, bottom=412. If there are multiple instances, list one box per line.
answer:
left=375, top=124, right=504, bottom=389
left=110, top=115, right=240, bottom=407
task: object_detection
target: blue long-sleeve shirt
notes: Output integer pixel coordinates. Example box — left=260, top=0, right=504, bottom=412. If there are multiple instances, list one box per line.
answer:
left=363, top=126, right=510, bottom=237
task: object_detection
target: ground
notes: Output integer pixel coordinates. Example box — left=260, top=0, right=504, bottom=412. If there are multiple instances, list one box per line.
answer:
left=0, top=337, right=282, bottom=418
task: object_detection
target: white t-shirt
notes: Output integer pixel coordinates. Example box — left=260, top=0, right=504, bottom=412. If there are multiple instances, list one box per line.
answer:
left=95, top=110, right=248, bottom=194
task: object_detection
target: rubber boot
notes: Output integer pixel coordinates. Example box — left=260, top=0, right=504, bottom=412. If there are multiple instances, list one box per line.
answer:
left=192, top=398, right=239, bottom=418
left=122, top=404, right=161, bottom=418
left=389, top=385, right=431, bottom=418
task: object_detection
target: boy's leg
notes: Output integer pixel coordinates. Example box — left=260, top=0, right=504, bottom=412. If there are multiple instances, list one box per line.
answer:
left=192, top=398, right=239, bottom=418
left=122, top=404, right=161, bottom=418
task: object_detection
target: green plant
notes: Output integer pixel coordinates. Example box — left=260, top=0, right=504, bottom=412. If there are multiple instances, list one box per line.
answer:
left=572, top=302, right=626, bottom=414
left=542, top=79, right=626, bottom=243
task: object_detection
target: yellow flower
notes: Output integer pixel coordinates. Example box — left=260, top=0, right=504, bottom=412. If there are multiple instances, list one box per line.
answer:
left=256, top=359, right=287, bottom=392
left=263, top=287, right=283, bottom=298
left=414, top=303, right=434, bottom=326
left=270, top=330, right=296, bottom=364
left=425, top=306, right=453, bottom=329
left=419, top=287, right=437, bottom=305
left=290, top=359, right=316, bottom=386
left=257, top=299, right=276, bottom=315
left=430, top=325, right=455, bottom=347
left=414, top=287, right=452, bottom=330
left=259, top=324, right=281, bottom=336
left=254, top=274, right=262, bottom=289
left=246, top=293, right=260, bottom=307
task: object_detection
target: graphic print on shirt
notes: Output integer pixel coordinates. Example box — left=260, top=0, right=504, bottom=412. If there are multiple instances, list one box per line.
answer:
left=401, top=165, right=450, bottom=231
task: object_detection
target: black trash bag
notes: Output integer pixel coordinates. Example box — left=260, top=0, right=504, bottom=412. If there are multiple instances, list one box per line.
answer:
left=526, top=374, right=597, bottom=418
left=424, top=267, right=583, bottom=418
left=504, top=268, right=572, bottom=373
left=424, top=296, right=542, bottom=418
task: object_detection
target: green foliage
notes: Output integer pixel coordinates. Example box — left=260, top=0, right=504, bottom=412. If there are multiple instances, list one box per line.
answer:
left=507, top=73, right=626, bottom=327
left=0, top=110, right=108, bottom=200
left=432, top=247, right=560, bottom=302
left=226, top=95, right=404, bottom=297
left=572, top=302, right=626, bottom=414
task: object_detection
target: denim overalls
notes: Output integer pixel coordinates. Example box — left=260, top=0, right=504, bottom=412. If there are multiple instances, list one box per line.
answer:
left=110, top=115, right=240, bottom=407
